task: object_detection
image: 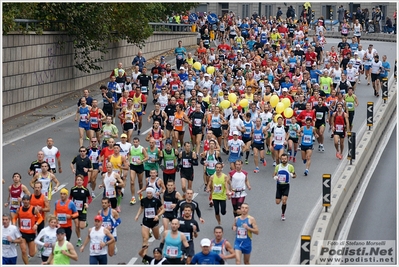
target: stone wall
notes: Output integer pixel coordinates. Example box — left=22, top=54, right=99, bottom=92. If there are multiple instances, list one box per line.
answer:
left=2, top=32, right=197, bottom=119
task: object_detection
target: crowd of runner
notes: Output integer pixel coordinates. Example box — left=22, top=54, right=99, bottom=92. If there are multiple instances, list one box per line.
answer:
left=3, top=9, right=392, bottom=265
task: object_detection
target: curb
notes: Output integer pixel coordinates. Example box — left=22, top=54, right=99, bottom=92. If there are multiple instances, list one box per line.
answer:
left=308, top=30, right=397, bottom=42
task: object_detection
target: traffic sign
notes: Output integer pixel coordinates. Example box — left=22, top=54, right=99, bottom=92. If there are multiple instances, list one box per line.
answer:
left=300, top=235, right=311, bottom=265
left=189, top=13, right=198, bottom=23
left=207, top=13, right=218, bottom=24
left=367, top=102, right=373, bottom=130
left=381, top=77, right=388, bottom=103
left=322, top=174, right=331, bottom=210
left=394, top=59, right=397, bottom=80
left=347, top=132, right=356, bottom=164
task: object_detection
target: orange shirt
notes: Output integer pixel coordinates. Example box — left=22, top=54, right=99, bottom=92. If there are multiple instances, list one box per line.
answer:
left=30, top=194, right=47, bottom=222
left=18, top=205, right=37, bottom=234
left=174, top=112, right=184, bottom=132
left=55, top=199, right=76, bottom=228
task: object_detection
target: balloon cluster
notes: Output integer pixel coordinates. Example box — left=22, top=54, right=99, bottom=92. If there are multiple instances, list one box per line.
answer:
left=269, top=94, right=294, bottom=120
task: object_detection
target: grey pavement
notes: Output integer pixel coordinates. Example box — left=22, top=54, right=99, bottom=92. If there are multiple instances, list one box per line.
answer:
left=1, top=39, right=397, bottom=265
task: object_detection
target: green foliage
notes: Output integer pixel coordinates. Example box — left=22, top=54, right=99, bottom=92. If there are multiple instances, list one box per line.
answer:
left=2, top=3, right=198, bottom=73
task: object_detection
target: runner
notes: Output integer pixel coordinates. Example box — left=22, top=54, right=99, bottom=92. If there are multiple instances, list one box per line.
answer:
left=178, top=142, right=198, bottom=195
left=30, top=162, right=60, bottom=201
left=189, top=103, right=206, bottom=155
left=147, top=102, right=168, bottom=130
left=108, top=144, right=129, bottom=211
left=162, top=180, right=183, bottom=231
left=159, top=218, right=190, bottom=265
left=200, top=140, right=223, bottom=194
left=28, top=151, right=45, bottom=176
left=332, top=103, right=350, bottom=160
left=13, top=194, right=43, bottom=264
left=138, top=247, right=170, bottom=265
left=118, top=98, right=138, bottom=143
left=54, top=188, right=79, bottom=241
left=69, top=175, right=92, bottom=247
left=128, top=137, right=149, bottom=205
left=29, top=181, right=50, bottom=245
left=2, top=213, right=22, bottom=265
left=99, top=162, right=124, bottom=210
left=42, top=228, right=78, bottom=265
left=232, top=203, right=259, bottom=265
left=42, top=137, right=62, bottom=174
left=87, top=138, right=101, bottom=198
left=173, top=104, right=190, bottom=150
left=164, top=97, right=177, bottom=142
left=75, top=97, right=92, bottom=147
left=229, top=160, right=251, bottom=217
left=5, top=173, right=31, bottom=222
left=159, top=139, right=179, bottom=185
left=143, top=137, right=161, bottom=180
left=137, top=169, right=166, bottom=200
left=343, top=87, right=359, bottom=132
left=241, top=113, right=254, bottom=164
left=88, top=99, right=106, bottom=144
left=116, top=133, right=132, bottom=181
left=299, top=117, right=319, bottom=176
left=313, top=97, right=329, bottom=152
left=177, top=205, right=200, bottom=264
left=70, top=146, right=93, bottom=188
left=210, top=226, right=236, bottom=261
left=34, top=215, right=59, bottom=264
left=370, top=54, right=383, bottom=97
left=101, top=116, right=119, bottom=148
left=286, top=116, right=300, bottom=162
left=270, top=116, right=287, bottom=167
left=191, top=238, right=225, bottom=265
left=80, top=215, right=115, bottom=265
left=273, top=153, right=296, bottom=221
left=252, top=118, right=268, bottom=172
left=135, top=187, right=164, bottom=256
left=207, top=163, right=230, bottom=225
left=145, top=121, right=164, bottom=151
left=132, top=86, right=147, bottom=135
left=98, top=197, right=119, bottom=257
left=174, top=189, right=205, bottom=223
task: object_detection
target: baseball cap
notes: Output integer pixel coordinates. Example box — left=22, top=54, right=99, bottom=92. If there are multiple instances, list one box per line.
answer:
left=200, top=238, right=211, bottom=247
left=121, top=133, right=127, bottom=138
left=56, top=228, right=66, bottom=235
left=197, top=92, right=204, bottom=97
left=233, top=131, right=239, bottom=135
left=237, top=50, right=242, bottom=53
left=296, top=44, right=301, bottom=48
left=282, top=87, right=288, bottom=92
left=204, top=73, right=210, bottom=77
left=180, top=66, right=185, bottom=70
left=354, top=52, right=359, bottom=55
left=94, top=215, right=103, bottom=222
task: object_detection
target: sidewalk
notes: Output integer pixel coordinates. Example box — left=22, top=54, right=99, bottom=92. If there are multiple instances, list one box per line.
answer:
left=2, top=44, right=200, bottom=144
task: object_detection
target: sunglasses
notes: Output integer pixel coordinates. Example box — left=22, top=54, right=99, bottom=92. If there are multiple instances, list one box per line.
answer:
left=79, top=150, right=86, bottom=152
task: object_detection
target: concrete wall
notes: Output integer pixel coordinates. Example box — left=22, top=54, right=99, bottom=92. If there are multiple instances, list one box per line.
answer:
left=2, top=32, right=197, bottom=119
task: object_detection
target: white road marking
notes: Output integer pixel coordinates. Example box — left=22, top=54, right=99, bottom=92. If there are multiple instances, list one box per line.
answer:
left=51, top=183, right=68, bottom=195
left=127, top=257, right=138, bottom=265
left=141, top=127, right=152, bottom=135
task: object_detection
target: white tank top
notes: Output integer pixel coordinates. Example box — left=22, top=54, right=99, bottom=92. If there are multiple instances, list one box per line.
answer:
left=353, top=24, right=361, bottom=35
left=332, top=68, right=342, bottom=84
left=104, top=172, right=117, bottom=199
left=89, top=226, right=108, bottom=256
left=158, top=94, right=168, bottom=111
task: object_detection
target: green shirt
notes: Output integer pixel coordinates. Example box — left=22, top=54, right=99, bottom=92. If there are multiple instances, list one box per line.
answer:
left=144, top=147, right=159, bottom=171
left=102, top=124, right=118, bottom=141
left=53, top=241, right=70, bottom=265
left=211, top=172, right=227, bottom=200
left=344, top=94, right=356, bottom=111
left=130, top=145, right=144, bottom=165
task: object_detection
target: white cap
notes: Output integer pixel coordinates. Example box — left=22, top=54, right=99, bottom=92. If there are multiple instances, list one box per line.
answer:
left=180, top=66, right=185, bottom=70
left=354, top=52, right=358, bottom=55
left=200, top=238, right=211, bottom=247
left=282, top=87, right=288, bottom=92
left=296, top=44, right=301, bottom=48
left=197, top=92, right=204, bottom=97
left=204, top=73, right=210, bottom=77
left=233, top=131, right=239, bottom=135
left=237, top=50, right=242, bottom=53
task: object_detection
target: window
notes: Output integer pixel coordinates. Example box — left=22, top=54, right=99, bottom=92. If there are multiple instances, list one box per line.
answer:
left=220, top=3, right=229, bottom=16
left=264, top=5, right=272, bottom=18
left=242, top=4, right=249, bottom=18
left=221, top=3, right=229, bottom=9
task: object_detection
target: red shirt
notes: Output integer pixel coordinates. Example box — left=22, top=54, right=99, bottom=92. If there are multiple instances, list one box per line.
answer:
left=297, top=109, right=316, bottom=125
left=217, top=43, right=231, bottom=51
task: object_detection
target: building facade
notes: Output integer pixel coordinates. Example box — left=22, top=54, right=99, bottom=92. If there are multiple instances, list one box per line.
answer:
left=194, top=2, right=397, bottom=22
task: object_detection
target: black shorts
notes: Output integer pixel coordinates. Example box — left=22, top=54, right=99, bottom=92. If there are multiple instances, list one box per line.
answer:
left=229, top=34, right=236, bottom=40
left=103, top=106, right=113, bottom=116
left=242, top=136, right=252, bottom=144
left=90, top=127, right=101, bottom=132
left=252, top=142, right=265, bottom=151
left=301, top=144, right=313, bottom=151
left=78, top=211, right=87, bottom=221
left=123, top=122, right=134, bottom=132
left=21, top=233, right=36, bottom=243
left=186, top=241, right=195, bottom=257
left=221, top=124, right=228, bottom=130
left=315, top=122, right=325, bottom=129
left=289, top=137, right=299, bottom=143
left=350, top=81, right=356, bottom=87
left=175, top=130, right=185, bottom=136
left=211, top=127, right=222, bottom=138
left=334, top=132, right=346, bottom=138
left=371, top=73, right=380, bottom=82
left=166, top=124, right=174, bottom=131
left=92, top=163, right=99, bottom=170
left=276, top=183, right=290, bottom=199
left=142, top=219, right=159, bottom=229
left=192, top=127, right=202, bottom=135
left=37, top=220, right=45, bottom=235
left=163, top=212, right=176, bottom=221
left=180, top=169, right=194, bottom=181
left=61, top=227, right=72, bottom=241
left=130, top=164, right=144, bottom=174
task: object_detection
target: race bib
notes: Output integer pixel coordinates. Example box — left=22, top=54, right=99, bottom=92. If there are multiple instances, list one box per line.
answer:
left=21, top=219, right=31, bottom=230
left=175, top=119, right=182, bottom=126
left=194, top=118, right=202, bottom=127
left=91, top=243, right=102, bottom=253
left=316, top=112, right=323, bottom=120
left=336, top=125, right=344, bottom=132
left=184, top=232, right=191, bottom=241
left=213, top=184, right=222, bottom=193
left=164, top=201, right=173, bottom=211
left=145, top=207, right=156, bottom=218
left=168, top=116, right=175, bottom=123
left=166, top=246, right=178, bottom=257
left=303, top=135, right=311, bottom=143
left=132, top=156, right=140, bottom=163
left=182, top=159, right=191, bottom=168
left=237, top=227, right=248, bottom=239
left=278, top=174, right=287, bottom=183
left=11, top=197, right=19, bottom=209
left=346, top=102, right=354, bottom=109
left=141, top=86, right=148, bottom=93
left=80, top=114, right=88, bottom=122
left=166, top=160, right=175, bottom=170
left=74, top=200, right=83, bottom=211
left=57, top=213, right=67, bottom=224
left=106, top=188, right=116, bottom=198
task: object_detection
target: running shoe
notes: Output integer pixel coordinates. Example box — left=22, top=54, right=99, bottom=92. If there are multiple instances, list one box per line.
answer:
left=204, top=184, right=207, bottom=192
left=130, top=196, right=136, bottom=205
left=91, top=192, right=96, bottom=198
left=266, top=150, right=271, bottom=155
left=318, top=145, right=321, bottom=152
left=254, top=167, right=260, bottom=173
left=303, top=159, right=307, bottom=164
left=281, top=214, right=286, bottom=221
left=320, top=145, right=325, bottom=152
left=304, top=169, right=309, bottom=176
left=273, top=161, right=276, bottom=167
left=85, top=136, right=90, bottom=140
left=138, top=130, right=141, bottom=135
left=335, top=151, right=340, bottom=159
left=262, top=159, right=267, bottom=167
left=116, top=206, right=121, bottom=213
left=114, top=245, right=118, bottom=255
left=338, top=153, right=343, bottom=160
left=245, top=159, right=249, bottom=164
left=289, top=156, right=293, bottom=161
left=139, top=193, right=143, bottom=200
left=76, top=239, right=82, bottom=247
left=293, top=157, right=296, bottom=163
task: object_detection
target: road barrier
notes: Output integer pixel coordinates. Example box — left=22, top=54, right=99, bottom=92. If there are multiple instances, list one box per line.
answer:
left=309, top=73, right=397, bottom=264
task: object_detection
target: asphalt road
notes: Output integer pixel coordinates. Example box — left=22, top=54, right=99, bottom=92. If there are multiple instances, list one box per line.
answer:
left=2, top=39, right=397, bottom=265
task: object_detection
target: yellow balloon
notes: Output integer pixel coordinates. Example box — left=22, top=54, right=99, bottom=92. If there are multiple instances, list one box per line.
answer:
left=218, top=91, right=224, bottom=96
left=276, top=102, right=285, bottom=114
left=281, top=98, right=291, bottom=109
left=239, top=99, right=249, bottom=108
left=284, top=107, right=294, bottom=118
left=228, top=93, right=237, bottom=104
left=270, top=95, right=279, bottom=108
left=193, top=62, right=201, bottom=70
left=274, top=114, right=283, bottom=123
left=220, top=100, right=230, bottom=109
left=264, top=94, right=271, bottom=103
left=207, top=66, right=215, bottom=75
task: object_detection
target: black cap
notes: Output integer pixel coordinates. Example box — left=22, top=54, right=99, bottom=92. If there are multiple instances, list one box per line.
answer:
left=56, top=228, right=66, bottom=235
left=153, top=247, right=162, bottom=253
left=22, top=194, right=31, bottom=201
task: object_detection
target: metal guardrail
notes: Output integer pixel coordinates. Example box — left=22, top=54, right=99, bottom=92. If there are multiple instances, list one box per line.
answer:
left=148, top=22, right=195, bottom=32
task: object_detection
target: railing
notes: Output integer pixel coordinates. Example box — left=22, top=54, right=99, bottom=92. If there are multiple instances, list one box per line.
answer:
left=148, top=22, right=196, bottom=33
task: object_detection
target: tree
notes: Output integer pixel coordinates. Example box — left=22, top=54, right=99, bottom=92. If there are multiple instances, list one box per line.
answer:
left=3, top=3, right=198, bottom=73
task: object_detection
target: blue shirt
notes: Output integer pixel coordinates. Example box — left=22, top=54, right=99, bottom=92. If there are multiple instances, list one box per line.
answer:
left=178, top=73, right=188, bottom=82
left=175, top=47, right=187, bottom=60
left=190, top=251, right=224, bottom=265
left=132, top=56, right=146, bottom=72
left=380, top=61, right=390, bottom=78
